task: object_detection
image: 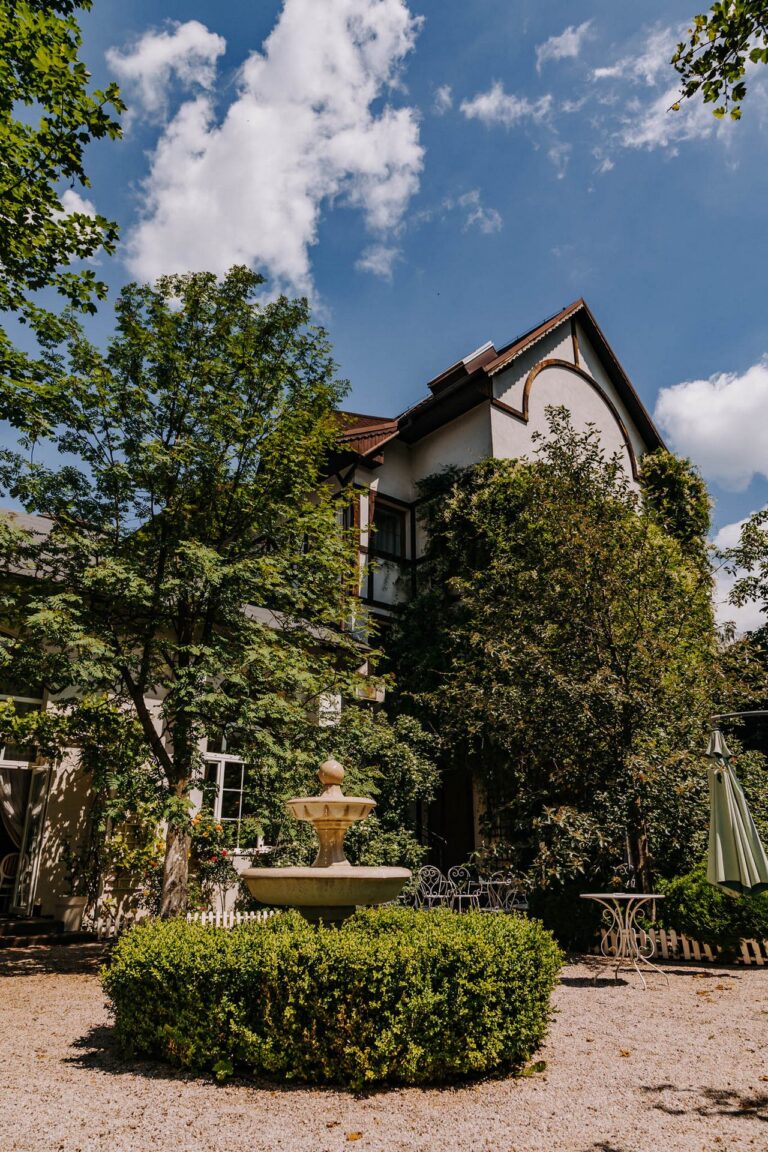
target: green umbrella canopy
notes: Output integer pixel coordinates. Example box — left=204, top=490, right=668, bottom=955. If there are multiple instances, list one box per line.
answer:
left=706, top=727, right=768, bottom=895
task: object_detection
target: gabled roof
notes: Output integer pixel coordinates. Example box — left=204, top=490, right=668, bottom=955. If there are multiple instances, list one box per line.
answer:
left=335, top=299, right=664, bottom=465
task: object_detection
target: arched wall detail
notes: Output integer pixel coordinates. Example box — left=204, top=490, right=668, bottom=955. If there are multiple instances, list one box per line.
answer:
left=491, top=357, right=640, bottom=481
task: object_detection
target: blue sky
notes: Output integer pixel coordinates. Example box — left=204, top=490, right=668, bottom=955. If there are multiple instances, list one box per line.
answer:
left=26, top=1, right=768, bottom=620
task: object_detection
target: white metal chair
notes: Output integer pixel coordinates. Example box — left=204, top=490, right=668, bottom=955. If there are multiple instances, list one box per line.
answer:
left=414, top=866, right=455, bottom=909
left=447, top=865, right=482, bottom=912
left=483, top=871, right=529, bottom=914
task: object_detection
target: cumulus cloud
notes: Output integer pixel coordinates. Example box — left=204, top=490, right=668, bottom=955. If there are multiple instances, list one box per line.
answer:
left=433, top=84, right=453, bottom=114
left=654, top=357, right=768, bottom=490
left=460, top=83, right=552, bottom=127
left=536, top=21, right=592, bottom=73
left=712, top=513, right=767, bottom=633
left=121, top=0, right=424, bottom=293
left=60, top=189, right=96, bottom=217
left=106, top=20, right=226, bottom=120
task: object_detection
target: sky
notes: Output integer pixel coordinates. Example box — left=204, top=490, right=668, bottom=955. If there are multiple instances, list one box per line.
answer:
left=22, top=0, right=768, bottom=627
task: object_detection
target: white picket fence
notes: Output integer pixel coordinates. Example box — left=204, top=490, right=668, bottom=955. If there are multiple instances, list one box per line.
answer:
left=599, top=926, right=768, bottom=966
left=186, top=908, right=277, bottom=929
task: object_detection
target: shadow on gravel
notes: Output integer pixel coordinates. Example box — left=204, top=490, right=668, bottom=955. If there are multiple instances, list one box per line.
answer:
left=642, top=1082, right=768, bottom=1123
left=0, top=943, right=110, bottom=977
left=584, top=1143, right=633, bottom=1151
left=65, top=1023, right=198, bottom=1083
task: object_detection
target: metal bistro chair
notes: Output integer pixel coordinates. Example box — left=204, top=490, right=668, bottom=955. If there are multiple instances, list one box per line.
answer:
left=447, top=865, right=482, bottom=912
left=414, top=865, right=456, bottom=910
left=483, top=871, right=529, bottom=914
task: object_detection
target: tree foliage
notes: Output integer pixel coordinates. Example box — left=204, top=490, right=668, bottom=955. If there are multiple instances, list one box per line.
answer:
left=672, top=2, right=768, bottom=119
left=0, top=266, right=423, bottom=915
left=391, top=409, right=764, bottom=891
left=0, top=0, right=123, bottom=381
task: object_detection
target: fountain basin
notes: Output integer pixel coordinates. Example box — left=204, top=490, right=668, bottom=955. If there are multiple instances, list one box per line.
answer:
left=242, top=864, right=410, bottom=922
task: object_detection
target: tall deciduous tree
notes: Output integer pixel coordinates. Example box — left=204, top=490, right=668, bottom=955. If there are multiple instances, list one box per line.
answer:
left=0, top=266, right=371, bottom=916
left=391, top=410, right=760, bottom=891
left=672, top=2, right=768, bottom=119
left=0, top=0, right=123, bottom=382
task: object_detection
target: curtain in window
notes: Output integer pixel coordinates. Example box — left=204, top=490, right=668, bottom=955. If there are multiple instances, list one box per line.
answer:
left=0, top=768, right=29, bottom=847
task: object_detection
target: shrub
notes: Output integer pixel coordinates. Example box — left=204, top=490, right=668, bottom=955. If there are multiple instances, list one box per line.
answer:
left=103, top=907, right=562, bottom=1089
left=659, top=863, right=768, bottom=955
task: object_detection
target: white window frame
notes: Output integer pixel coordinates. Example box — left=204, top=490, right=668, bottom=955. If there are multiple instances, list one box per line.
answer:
left=202, top=736, right=259, bottom=853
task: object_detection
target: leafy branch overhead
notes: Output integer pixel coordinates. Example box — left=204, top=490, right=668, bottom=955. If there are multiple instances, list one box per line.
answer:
left=0, top=0, right=123, bottom=397
left=672, top=1, right=768, bottom=119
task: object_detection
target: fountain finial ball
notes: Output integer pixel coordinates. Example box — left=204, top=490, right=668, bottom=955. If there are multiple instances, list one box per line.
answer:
left=319, top=757, right=345, bottom=788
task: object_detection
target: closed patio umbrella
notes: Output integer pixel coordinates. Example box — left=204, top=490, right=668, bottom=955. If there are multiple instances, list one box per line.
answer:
left=706, top=726, right=768, bottom=895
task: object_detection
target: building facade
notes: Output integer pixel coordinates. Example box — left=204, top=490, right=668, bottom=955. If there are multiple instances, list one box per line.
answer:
left=0, top=299, right=664, bottom=921
left=329, top=299, right=664, bottom=864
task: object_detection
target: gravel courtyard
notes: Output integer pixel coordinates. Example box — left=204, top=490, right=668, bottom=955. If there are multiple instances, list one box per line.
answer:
left=1, top=944, right=766, bottom=1152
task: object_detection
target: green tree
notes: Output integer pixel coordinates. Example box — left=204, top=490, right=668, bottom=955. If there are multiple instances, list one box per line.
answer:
left=391, top=410, right=758, bottom=891
left=0, top=0, right=123, bottom=382
left=0, top=266, right=382, bottom=916
left=725, top=507, right=768, bottom=615
left=672, top=2, right=768, bottom=120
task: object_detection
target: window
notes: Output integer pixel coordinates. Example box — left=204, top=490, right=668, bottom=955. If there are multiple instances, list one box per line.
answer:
left=202, top=734, right=254, bottom=851
left=0, top=677, right=43, bottom=764
left=371, top=502, right=406, bottom=559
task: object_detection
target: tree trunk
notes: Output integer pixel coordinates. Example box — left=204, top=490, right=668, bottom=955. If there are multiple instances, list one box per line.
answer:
left=159, top=821, right=192, bottom=918
left=627, top=798, right=653, bottom=893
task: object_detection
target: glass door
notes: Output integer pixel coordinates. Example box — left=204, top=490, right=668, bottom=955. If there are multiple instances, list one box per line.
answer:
left=11, top=767, right=50, bottom=915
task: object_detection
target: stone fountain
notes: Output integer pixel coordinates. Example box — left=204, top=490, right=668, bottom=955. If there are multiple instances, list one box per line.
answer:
left=242, top=757, right=411, bottom=922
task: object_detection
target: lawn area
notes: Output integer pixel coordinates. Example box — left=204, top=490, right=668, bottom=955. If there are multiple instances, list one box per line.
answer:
left=1, top=944, right=765, bottom=1152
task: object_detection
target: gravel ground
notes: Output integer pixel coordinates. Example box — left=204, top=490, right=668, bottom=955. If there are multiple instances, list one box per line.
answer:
left=1, top=944, right=766, bottom=1152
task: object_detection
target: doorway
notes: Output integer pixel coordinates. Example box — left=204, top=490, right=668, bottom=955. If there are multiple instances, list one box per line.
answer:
left=0, top=765, right=50, bottom=916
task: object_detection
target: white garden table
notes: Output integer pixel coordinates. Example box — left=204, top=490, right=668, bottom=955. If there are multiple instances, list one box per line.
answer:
left=580, top=892, right=670, bottom=990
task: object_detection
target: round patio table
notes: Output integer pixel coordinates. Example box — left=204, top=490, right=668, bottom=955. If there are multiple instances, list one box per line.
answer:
left=580, top=892, right=670, bottom=990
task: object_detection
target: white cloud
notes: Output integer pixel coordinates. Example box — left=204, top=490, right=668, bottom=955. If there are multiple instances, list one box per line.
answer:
left=547, top=139, right=571, bottom=178
left=536, top=21, right=592, bottom=73
left=456, top=190, right=502, bottom=234
left=590, top=24, right=740, bottom=156
left=355, top=243, right=400, bottom=279
left=618, top=84, right=717, bottom=151
left=433, top=84, right=453, bottom=114
left=60, top=189, right=96, bottom=217
left=460, top=83, right=553, bottom=127
left=123, top=1, right=424, bottom=294
left=654, top=357, right=768, bottom=490
left=592, top=26, right=674, bottom=87
left=106, top=20, right=225, bottom=119
left=713, top=513, right=767, bottom=633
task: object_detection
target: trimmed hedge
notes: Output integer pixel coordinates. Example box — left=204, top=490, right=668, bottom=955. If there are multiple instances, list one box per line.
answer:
left=659, top=863, right=768, bottom=955
left=103, top=907, right=562, bottom=1089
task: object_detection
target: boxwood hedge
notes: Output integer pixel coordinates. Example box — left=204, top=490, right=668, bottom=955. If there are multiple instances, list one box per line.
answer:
left=103, top=907, right=562, bottom=1089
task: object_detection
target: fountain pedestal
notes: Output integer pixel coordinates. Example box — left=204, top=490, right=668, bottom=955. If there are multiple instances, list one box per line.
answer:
left=242, top=758, right=410, bottom=922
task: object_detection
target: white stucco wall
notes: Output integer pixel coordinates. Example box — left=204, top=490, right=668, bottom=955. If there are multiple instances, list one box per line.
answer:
left=492, top=324, right=574, bottom=406
left=362, top=441, right=415, bottom=504
left=410, top=401, right=492, bottom=483
left=575, top=322, right=648, bottom=461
